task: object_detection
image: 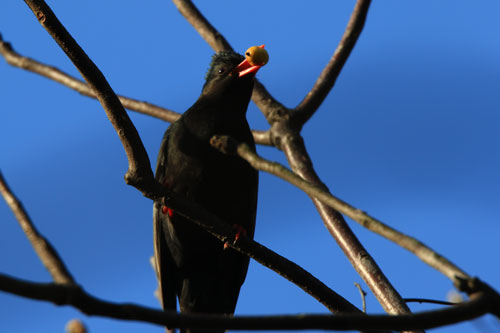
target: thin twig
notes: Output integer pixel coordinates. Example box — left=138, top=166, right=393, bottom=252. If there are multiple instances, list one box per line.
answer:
left=0, top=33, right=273, bottom=146
left=0, top=171, right=74, bottom=284
left=354, top=283, right=367, bottom=313
left=404, top=299, right=459, bottom=306
left=0, top=273, right=497, bottom=331
left=211, top=136, right=470, bottom=286
left=293, top=0, right=372, bottom=127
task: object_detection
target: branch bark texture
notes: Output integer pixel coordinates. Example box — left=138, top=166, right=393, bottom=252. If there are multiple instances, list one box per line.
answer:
left=1, top=273, right=498, bottom=331
left=271, top=124, right=414, bottom=317
left=23, top=0, right=157, bottom=195
left=211, top=136, right=470, bottom=285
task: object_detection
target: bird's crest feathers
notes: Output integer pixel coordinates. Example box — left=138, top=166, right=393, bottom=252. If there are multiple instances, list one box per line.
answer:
left=203, top=51, right=244, bottom=88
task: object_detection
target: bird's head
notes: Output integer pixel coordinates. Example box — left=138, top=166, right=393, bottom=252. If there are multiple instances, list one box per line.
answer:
left=201, top=45, right=268, bottom=98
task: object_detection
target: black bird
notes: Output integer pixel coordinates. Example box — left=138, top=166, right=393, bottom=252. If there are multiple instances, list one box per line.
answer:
left=153, top=47, right=266, bottom=332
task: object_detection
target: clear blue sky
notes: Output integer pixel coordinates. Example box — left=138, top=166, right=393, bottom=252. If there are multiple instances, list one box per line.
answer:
left=1, top=1, right=499, bottom=332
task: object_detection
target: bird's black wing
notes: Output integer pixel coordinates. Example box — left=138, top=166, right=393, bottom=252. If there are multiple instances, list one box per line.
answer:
left=153, top=128, right=177, bottom=312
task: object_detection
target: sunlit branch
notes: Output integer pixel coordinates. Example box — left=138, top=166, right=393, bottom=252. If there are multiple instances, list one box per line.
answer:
left=210, top=135, right=470, bottom=286
left=354, top=283, right=367, bottom=313
left=23, top=0, right=166, bottom=199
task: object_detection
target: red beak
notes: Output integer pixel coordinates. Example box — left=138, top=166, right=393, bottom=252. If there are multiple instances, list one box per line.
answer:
left=234, top=45, right=265, bottom=77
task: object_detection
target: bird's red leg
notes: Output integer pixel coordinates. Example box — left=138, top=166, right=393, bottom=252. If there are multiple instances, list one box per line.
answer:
left=161, top=205, right=174, bottom=217
left=224, top=225, right=247, bottom=250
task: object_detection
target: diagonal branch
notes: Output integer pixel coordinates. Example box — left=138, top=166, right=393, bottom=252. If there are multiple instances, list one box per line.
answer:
left=273, top=124, right=417, bottom=322
left=23, top=0, right=160, bottom=198
left=171, top=0, right=232, bottom=52
left=161, top=188, right=361, bottom=314
left=1, top=272, right=498, bottom=331
left=0, top=32, right=179, bottom=123
left=0, top=171, right=74, bottom=284
left=0, top=33, right=273, bottom=146
left=210, top=136, right=470, bottom=285
left=293, top=0, right=372, bottom=127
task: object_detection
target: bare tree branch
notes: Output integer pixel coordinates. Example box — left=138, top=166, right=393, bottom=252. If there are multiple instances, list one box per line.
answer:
left=23, top=0, right=163, bottom=198
left=293, top=0, right=372, bottom=127
left=210, top=136, right=470, bottom=285
left=252, top=129, right=273, bottom=146
left=0, top=33, right=179, bottom=123
left=273, top=125, right=416, bottom=321
left=252, top=80, right=290, bottom=125
left=171, top=0, right=232, bottom=52
left=0, top=171, right=74, bottom=284
left=1, top=273, right=498, bottom=331
left=0, top=33, right=273, bottom=146
left=354, top=283, right=367, bottom=313
left=404, top=299, right=458, bottom=306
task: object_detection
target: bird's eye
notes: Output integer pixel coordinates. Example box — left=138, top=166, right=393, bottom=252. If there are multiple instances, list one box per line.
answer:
left=218, top=68, right=225, bottom=74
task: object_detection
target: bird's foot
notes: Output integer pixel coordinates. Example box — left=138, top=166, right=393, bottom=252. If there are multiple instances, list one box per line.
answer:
left=161, top=205, right=174, bottom=218
left=224, top=224, right=247, bottom=250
